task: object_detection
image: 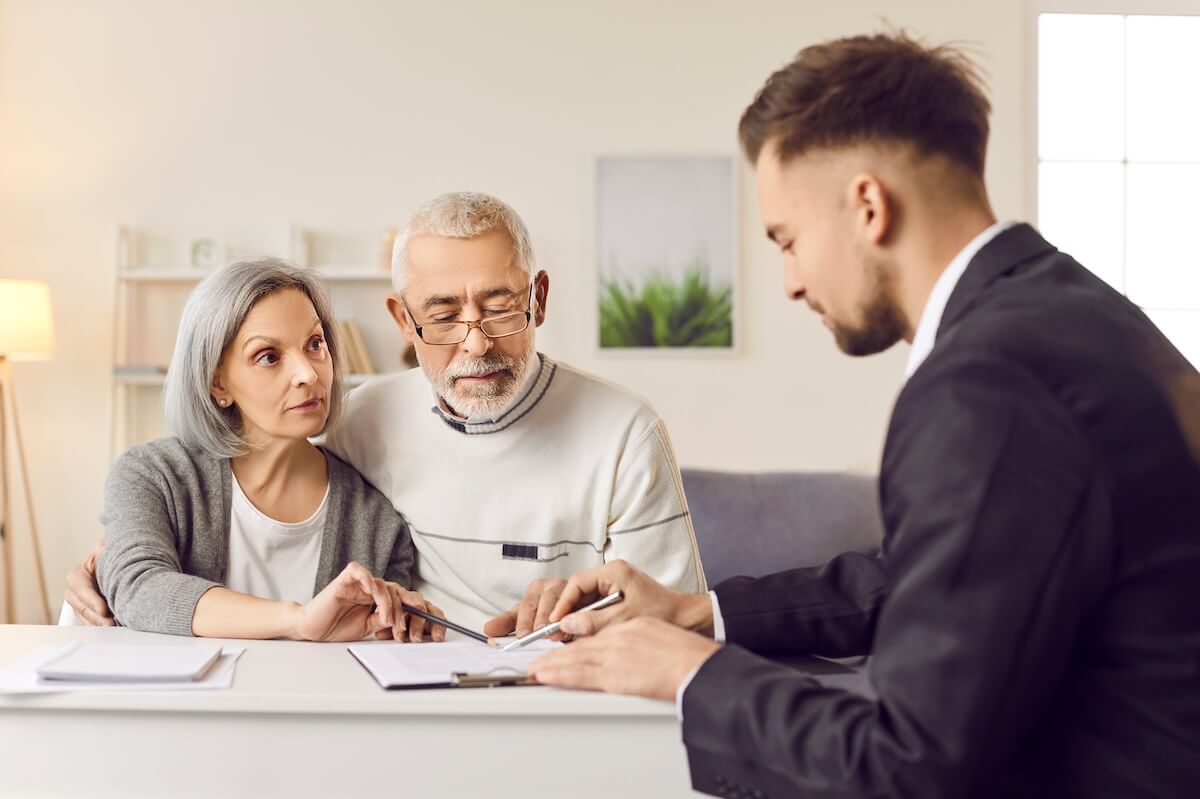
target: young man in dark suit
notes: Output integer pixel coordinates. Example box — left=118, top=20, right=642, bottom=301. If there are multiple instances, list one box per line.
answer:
left=528, top=32, right=1200, bottom=797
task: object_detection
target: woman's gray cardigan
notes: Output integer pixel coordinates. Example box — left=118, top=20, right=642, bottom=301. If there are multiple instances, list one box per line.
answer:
left=96, top=437, right=415, bottom=636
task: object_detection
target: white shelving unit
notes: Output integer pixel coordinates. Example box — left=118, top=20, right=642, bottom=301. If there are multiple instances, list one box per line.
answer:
left=111, top=225, right=405, bottom=457
left=113, top=372, right=377, bottom=388
left=116, top=267, right=393, bottom=283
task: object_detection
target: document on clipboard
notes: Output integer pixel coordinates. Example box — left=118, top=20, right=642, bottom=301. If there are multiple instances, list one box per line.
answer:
left=347, top=640, right=562, bottom=689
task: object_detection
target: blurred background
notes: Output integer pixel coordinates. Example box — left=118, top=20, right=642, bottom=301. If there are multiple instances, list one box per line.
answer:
left=0, top=0, right=1195, bottom=621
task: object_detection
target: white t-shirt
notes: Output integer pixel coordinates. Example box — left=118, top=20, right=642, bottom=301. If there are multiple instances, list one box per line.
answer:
left=225, top=475, right=329, bottom=604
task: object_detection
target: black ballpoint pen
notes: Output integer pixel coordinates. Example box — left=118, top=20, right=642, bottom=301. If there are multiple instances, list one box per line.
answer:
left=400, top=603, right=492, bottom=645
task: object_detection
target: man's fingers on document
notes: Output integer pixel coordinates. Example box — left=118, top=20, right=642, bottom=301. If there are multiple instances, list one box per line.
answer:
left=533, top=582, right=565, bottom=635
left=514, top=578, right=564, bottom=637
left=483, top=607, right=518, bottom=638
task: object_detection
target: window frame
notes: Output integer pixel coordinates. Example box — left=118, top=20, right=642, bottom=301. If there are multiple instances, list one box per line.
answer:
left=1028, top=0, right=1200, bottom=364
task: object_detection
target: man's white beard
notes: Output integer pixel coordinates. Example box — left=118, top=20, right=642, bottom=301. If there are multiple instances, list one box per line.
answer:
left=424, top=345, right=534, bottom=419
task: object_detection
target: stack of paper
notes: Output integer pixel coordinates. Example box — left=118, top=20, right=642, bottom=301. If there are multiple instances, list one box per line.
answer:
left=37, top=643, right=223, bottom=683
left=0, top=642, right=244, bottom=694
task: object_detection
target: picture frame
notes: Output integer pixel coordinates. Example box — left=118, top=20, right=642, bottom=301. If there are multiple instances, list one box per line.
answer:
left=595, top=155, right=738, bottom=353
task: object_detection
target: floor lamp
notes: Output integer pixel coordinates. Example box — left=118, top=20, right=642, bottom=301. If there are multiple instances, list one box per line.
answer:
left=0, top=279, right=54, bottom=624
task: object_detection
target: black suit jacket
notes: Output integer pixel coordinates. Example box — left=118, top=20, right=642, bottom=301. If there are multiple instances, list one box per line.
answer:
left=682, top=224, right=1200, bottom=798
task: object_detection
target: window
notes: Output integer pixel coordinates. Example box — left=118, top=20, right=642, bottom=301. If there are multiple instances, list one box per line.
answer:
left=1037, top=10, right=1200, bottom=367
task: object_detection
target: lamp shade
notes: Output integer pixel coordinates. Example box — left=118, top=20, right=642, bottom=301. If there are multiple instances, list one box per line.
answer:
left=0, top=279, right=55, bottom=360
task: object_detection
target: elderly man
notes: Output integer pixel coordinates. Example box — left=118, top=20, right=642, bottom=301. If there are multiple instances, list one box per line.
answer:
left=66, top=191, right=705, bottom=634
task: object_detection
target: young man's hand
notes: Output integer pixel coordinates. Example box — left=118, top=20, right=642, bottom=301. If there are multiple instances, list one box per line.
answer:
left=529, top=617, right=720, bottom=701
left=546, top=559, right=714, bottom=639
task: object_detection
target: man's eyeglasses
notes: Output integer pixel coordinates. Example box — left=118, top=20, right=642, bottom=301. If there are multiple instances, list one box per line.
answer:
left=402, top=283, right=534, bottom=346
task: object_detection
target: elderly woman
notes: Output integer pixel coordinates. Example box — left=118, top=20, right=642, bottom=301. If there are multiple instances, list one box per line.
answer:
left=97, top=257, right=443, bottom=642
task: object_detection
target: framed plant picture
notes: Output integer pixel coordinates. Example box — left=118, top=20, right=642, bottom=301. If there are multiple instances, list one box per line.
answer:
left=596, top=156, right=737, bottom=351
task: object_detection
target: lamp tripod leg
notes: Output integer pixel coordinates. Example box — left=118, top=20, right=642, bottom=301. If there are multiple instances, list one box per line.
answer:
left=0, top=358, right=52, bottom=624
left=0, top=370, right=12, bottom=624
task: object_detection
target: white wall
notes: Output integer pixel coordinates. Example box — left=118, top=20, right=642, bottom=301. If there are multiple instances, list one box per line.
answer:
left=0, top=0, right=1028, bottom=621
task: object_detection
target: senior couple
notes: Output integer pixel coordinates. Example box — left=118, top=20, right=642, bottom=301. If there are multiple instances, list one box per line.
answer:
left=67, top=31, right=1200, bottom=799
left=65, top=190, right=705, bottom=644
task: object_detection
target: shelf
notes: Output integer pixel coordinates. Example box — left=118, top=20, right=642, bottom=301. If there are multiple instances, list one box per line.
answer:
left=118, top=266, right=392, bottom=283
left=114, top=372, right=383, bottom=387
left=309, top=266, right=393, bottom=282
left=117, top=269, right=205, bottom=282
left=113, top=372, right=168, bottom=386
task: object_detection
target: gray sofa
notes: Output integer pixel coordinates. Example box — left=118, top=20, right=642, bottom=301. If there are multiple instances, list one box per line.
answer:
left=681, top=469, right=884, bottom=587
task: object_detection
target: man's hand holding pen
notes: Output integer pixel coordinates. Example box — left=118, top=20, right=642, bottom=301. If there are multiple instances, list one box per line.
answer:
left=525, top=560, right=722, bottom=701
left=547, top=559, right=715, bottom=638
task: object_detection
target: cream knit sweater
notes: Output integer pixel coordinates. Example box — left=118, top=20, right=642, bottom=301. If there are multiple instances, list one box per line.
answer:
left=323, top=354, right=706, bottom=629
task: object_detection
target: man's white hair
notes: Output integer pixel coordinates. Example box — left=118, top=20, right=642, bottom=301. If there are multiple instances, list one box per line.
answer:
left=391, top=191, right=537, bottom=294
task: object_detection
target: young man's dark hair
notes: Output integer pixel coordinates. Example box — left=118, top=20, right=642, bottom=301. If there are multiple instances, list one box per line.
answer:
left=739, top=33, right=991, bottom=177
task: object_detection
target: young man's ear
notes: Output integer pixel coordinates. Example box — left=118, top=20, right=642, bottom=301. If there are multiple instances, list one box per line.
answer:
left=532, top=270, right=550, bottom=327
left=849, top=172, right=892, bottom=246
left=386, top=293, right=416, bottom=345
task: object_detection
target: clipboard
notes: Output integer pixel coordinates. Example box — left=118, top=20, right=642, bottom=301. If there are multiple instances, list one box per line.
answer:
left=347, top=641, right=556, bottom=690
left=450, top=669, right=535, bottom=688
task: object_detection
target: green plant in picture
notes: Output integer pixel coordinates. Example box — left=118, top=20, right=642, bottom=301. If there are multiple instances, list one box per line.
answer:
left=599, top=258, right=733, bottom=348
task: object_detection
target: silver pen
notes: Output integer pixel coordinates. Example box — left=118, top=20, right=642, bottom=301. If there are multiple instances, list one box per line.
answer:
left=500, top=591, right=624, bottom=652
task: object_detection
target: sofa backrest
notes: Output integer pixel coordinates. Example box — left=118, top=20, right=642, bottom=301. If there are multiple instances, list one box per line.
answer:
left=681, top=469, right=884, bottom=587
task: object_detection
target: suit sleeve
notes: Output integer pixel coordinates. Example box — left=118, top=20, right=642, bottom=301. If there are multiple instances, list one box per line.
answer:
left=713, top=551, right=887, bottom=657
left=680, top=354, right=1114, bottom=798
left=605, top=417, right=707, bottom=594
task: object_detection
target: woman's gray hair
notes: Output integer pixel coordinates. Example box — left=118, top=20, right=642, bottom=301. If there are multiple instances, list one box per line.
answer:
left=391, top=191, right=537, bottom=293
left=163, top=257, right=346, bottom=459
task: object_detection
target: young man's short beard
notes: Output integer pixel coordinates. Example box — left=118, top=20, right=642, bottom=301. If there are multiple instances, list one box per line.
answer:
left=831, top=255, right=905, bottom=357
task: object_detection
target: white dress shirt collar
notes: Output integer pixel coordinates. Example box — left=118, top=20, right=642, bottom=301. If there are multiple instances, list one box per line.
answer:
left=904, top=220, right=1016, bottom=379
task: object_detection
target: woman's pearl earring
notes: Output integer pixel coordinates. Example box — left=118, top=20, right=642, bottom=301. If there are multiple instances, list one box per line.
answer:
left=218, top=399, right=229, bottom=408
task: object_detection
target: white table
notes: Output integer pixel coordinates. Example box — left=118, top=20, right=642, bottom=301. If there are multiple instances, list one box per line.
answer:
left=0, top=625, right=701, bottom=798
